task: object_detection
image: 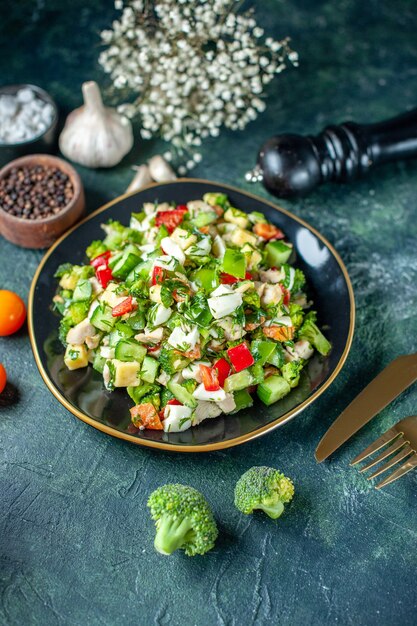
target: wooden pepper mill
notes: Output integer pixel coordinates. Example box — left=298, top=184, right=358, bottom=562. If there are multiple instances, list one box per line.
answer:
left=246, top=108, right=417, bottom=197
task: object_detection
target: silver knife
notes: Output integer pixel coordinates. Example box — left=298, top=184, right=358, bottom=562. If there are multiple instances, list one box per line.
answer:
left=315, top=353, right=417, bottom=462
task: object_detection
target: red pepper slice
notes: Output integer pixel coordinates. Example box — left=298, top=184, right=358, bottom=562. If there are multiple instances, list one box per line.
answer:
left=227, top=343, right=255, bottom=372
left=282, top=287, right=291, bottom=306
left=152, top=266, right=164, bottom=286
left=111, top=296, right=136, bottom=317
left=90, top=250, right=111, bottom=269
left=220, top=271, right=253, bottom=285
left=167, top=399, right=182, bottom=406
left=96, top=266, right=113, bottom=289
left=213, top=358, right=231, bottom=388
left=155, top=206, right=188, bottom=234
left=253, top=223, right=285, bottom=240
left=199, top=364, right=220, bottom=391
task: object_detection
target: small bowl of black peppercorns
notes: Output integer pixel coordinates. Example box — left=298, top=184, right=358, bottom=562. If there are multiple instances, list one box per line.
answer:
left=0, top=154, right=85, bottom=248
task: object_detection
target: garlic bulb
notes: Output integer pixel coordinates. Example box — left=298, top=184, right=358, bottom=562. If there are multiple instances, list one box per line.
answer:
left=148, top=155, right=177, bottom=182
left=59, top=81, right=133, bottom=168
left=126, top=164, right=153, bottom=193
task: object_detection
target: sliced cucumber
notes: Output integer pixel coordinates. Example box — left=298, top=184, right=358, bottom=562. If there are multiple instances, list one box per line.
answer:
left=112, top=252, right=141, bottom=279
left=265, top=240, right=293, bottom=267
left=224, top=370, right=253, bottom=393
left=141, top=355, right=159, bottom=383
left=167, top=381, right=198, bottom=408
left=257, top=375, right=291, bottom=405
left=114, top=339, right=147, bottom=363
left=90, top=303, right=116, bottom=332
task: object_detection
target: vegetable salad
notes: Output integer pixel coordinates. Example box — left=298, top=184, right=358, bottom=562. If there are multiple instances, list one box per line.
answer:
left=53, top=193, right=331, bottom=433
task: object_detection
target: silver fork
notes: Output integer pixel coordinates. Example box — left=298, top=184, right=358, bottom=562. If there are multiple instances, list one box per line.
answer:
left=350, top=415, right=417, bottom=489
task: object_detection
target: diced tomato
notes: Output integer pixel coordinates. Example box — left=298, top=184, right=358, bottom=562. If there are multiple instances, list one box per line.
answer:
left=152, top=266, right=164, bottom=286
left=213, top=358, right=231, bottom=388
left=147, top=344, right=160, bottom=353
left=96, top=266, right=113, bottom=289
left=220, top=273, right=238, bottom=284
left=282, top=287, right=291, bottom=306
left=253, top=223, right=285, bottom=240
left=220, top=271, right=253, bottom=285
left=90, top=250, right=111, bottom=269
left=167, top=399, right=182, bottom=406
left=199, top=364, right=220, bottom=391
left=155, top=206, right=188, bottom=234
left=263, top=325, right=295, bottom=341
left=112, top=296, right=136, bottom=317
left=130, top=403, right=163, bottom=430
left=227, top=343, right=255, bottom=372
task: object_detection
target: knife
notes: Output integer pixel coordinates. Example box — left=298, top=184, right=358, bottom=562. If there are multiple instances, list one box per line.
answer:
left=315, top=353, right=417, bottom=462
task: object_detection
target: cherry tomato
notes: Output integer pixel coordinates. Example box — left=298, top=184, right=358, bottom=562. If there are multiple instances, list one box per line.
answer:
left=111, top=296, right=136, bottom=317
left=155, top=207, right=188, bottom=233
left=0, top=290, right=26, bottom=336
left=253, top=222, right=285, bottom=240
left=0, top=363, right=6, bottom=394
left=199, top=364, right=220, bottom=391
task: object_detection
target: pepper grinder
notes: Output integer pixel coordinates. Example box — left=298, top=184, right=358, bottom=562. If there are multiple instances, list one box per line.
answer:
left=246, top=108, right=417, bottom=197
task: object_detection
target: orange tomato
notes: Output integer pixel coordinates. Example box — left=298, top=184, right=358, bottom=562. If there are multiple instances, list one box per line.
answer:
left=0, top=290, right=26, bottom=336
left=0, top=363, right=6, bottom=394
left=263, top=325, right=295, bottom=341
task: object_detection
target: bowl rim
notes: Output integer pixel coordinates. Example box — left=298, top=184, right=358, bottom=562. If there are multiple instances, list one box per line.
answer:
left=28, top=178, right=355, bottom=453
left=0, top=154, right=82, bottom=225
left=0, top=83, right=58, bottom=148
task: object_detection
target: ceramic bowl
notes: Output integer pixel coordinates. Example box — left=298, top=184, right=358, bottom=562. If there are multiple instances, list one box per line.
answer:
left=0, top=154, right=85, bottom=249
left=0, top=84, right=58, bottom=167
left=28, top=179, right=355, bottom=452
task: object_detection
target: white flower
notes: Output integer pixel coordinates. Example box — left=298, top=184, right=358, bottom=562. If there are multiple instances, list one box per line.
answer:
left=99, top=0, right=296, bottom=171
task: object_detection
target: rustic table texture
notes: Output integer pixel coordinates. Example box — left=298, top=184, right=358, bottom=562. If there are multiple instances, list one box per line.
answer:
left=0, top=1, right=416, bottom=625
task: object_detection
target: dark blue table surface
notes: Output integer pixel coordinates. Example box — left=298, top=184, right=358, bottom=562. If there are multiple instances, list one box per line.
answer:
left=0, top=1, right=416, bottom=624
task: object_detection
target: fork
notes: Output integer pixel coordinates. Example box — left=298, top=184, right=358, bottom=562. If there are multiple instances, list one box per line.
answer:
left=350, top=415, right=417, bottom=489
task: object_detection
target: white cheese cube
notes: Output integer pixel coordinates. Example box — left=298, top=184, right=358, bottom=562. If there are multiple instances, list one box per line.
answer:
left=113, top=359, right=141, bottom=387
left=163, top=405, right=193, bottom=432
left=207, top=285, right=243, bottom=319
left=152, top=304, right=172, bottom=326
left=212, top=235, right=226, bottom=259
left=193, top=383, right=227, bottom=402
left=171, top=227, right=197, bottom=250
left=161, top=237, right=185, bottom=264
left=152, top=255, right=178, bottom=272
left=64, top=344, right=88, bottom=370
left=168, top=325, right=199, bottom=351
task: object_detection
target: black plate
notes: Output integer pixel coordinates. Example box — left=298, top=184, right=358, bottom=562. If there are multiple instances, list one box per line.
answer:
left=29, top=179, right=355, bottom=452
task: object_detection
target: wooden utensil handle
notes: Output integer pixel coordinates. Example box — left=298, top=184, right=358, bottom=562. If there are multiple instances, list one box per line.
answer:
left=321, top=108, right=417, bottom=179
left=250, top=108, right=417, bottom=197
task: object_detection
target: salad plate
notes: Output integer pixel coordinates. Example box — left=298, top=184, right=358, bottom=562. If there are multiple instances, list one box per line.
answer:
left=28, top=179, right=355, bottom=452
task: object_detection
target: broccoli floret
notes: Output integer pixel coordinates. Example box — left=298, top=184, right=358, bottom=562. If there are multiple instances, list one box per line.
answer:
left=298, top=312, right=331, bottom=356
left=86, top=240, right=108, bottom=260
left=159, top=346, right=189, bottom=375
left=292, top=269, right=306, bottom=294
left=288, top=303, right=304, bottom=329
left=203, top=192, right=230, bottom=208
left=147, top=484, right=218, bottom=556
left=281, top=360, right=303, bottom=388
left=234, top=466, right=294, bottom=519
